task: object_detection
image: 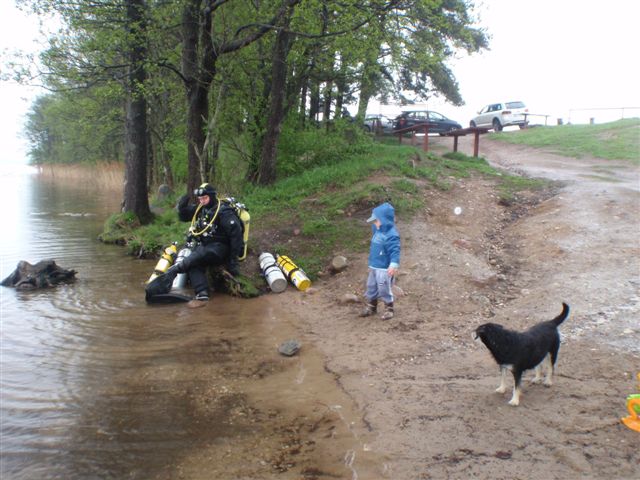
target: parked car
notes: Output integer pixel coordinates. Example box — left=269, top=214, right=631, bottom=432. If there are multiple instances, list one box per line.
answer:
left=364, top=114, right=394, bottom=133
left=470, top=101, right=528, bottom=131
left=392, top=110, right=462, bottom=135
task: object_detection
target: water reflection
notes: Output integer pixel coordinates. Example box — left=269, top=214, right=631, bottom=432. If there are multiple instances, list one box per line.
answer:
left=1, top=169, right=381, bottom=479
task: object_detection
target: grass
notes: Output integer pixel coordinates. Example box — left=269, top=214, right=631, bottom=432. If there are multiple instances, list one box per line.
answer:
left=488, top=119, right=640, bottom=163
left=103, top=142, right=554, bottom=283
left=53, top=118, right=633, bottom=288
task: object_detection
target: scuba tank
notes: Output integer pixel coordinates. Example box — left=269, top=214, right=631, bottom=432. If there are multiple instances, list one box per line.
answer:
left=276, top=254, right=311, bottom=291
left=259, top=252, right=287, bottom=293
left=172, top=246, right=192, bottom=289
left=146, top=243, right=177, bottom=284
left=224, top=197, right=250, bottom=261
left=238, top=206, right=250, bottom=261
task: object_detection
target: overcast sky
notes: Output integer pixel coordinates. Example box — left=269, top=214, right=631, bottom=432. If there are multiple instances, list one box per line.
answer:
left=373, top=0, right=640, bottom=125
left=1, top=0, right=639, bottom=165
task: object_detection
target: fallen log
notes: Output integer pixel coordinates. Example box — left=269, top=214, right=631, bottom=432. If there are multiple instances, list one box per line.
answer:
left=1, top=260, right=77, bottom=289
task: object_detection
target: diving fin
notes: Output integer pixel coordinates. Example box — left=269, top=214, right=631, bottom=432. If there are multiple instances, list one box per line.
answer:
left=145, top=291, right=192, bottom=304
left=145, top=272, right=176, bottom=299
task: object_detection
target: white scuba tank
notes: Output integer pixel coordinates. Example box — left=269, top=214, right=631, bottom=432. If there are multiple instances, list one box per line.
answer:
left=259, top=252, right=287, bottom=293
left=172, top=247, right=192, bottom=289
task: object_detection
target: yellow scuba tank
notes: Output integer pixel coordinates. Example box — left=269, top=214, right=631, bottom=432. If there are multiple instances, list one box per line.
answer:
left=276, top=254, right=311, bottom=291
left=146, top=243, right=178, bottom=284
left=225, top=197, right=250, bottom=261
left=238, top=207, right=250, bottom=261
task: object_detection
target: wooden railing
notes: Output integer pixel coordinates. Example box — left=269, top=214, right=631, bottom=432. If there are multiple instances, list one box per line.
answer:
left=395, top=124, right=431, bottom=151
left=441, top=127, right=491, bottom=157
left=395, top=124, right=491, bottom=157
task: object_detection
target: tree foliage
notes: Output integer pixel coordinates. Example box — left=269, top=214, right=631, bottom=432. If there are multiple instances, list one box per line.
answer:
left=16, top=0, right=488, bottom=194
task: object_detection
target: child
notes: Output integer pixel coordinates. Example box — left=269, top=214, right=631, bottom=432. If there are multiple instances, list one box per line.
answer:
left=360, top=202, right=401, bottom=320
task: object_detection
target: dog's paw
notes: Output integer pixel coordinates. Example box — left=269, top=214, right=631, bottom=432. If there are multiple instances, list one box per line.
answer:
left=495, top=385, right=507, bottom=394
left=530, top=377, right=543, bottom=385
left=508, top=388, right=521, bottom=406
left=543, top=379, right=553, bottom=387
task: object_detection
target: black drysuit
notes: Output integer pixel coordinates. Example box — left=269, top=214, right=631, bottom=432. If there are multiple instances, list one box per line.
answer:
left=177, top=195, right=244, bottom=296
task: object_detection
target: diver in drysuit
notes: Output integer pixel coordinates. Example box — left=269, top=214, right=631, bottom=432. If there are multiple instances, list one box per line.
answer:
left=159, top=183, right=243, bottom=301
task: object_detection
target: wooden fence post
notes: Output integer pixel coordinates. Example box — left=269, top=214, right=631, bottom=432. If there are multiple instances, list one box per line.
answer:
left=422, top=124, right=429, bottom=152
left=473, top=131, right=480, bottom=157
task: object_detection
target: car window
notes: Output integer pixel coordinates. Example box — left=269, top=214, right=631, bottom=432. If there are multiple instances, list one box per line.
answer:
left=480, top=106, right=489, bottom=114
left=506, top=101, right=525, bottom=109
left=429, top=112, right=444, bottom=121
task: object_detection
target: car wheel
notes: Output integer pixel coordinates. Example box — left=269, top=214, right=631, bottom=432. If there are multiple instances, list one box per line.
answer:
left=470, top=120, right=477, bottom=128
left=492, top=118, right=502, bottom=132
left=363, top=125, right=371, bottom=132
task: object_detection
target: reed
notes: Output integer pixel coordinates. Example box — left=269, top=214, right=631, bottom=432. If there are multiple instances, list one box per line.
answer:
left=37, top=162, right=124, bottom=190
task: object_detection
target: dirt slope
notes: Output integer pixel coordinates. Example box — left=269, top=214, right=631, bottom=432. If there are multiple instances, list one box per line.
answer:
left=286, top=136, right=640, bottom=479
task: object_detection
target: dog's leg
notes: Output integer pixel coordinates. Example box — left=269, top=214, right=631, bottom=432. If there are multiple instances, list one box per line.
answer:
left=496, top=367, right=508, bottom=394
left=545, top=336, right=561, bottom=387
left=508, top=370, right=523, bottom=406
left=531, top=362, right=544, bottom=384
left=544, top=354, right=554, bottom=387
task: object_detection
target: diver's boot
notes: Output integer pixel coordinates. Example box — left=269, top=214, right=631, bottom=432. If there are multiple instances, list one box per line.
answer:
left=359, top=299, right=377, bottom=317
left=380, top=302, right=394, bottom=320
left=194, top=291, right=209, bottom=302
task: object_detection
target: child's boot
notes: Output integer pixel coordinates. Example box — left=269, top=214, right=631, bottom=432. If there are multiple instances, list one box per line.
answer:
left=359, top=299, right=377, bottom=317
left=381, top=302, right=394, bottom=320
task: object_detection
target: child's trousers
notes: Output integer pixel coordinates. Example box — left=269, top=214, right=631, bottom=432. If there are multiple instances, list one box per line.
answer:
left=364, top=267, right=394, bottom=304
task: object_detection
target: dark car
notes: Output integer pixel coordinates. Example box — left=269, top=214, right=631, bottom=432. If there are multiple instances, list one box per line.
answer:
left=392, top=110, right=462, bottom=135
left=364, top=114, right=394, bottom=133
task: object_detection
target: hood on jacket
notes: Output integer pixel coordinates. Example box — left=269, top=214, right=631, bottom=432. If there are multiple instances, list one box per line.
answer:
left=368, top=202, right=395, bottom=232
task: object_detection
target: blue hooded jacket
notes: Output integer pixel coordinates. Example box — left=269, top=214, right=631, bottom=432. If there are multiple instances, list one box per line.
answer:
left=367, top=202, right=401, bottom=270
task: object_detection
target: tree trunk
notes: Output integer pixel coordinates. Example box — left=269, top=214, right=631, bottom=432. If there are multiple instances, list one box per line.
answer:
left=181, top=0, right=215, bottom=194
left=205, top=81, right=227, bottom=182
left=356, top=52, right=381, bottom=120
left=186, top=84, right=208, bottom=189
left=257, top=15, right=292, bottom=185
left=299, top=78, right=308, bottom=127
left=122, top=0, right=152, bottom=224
left=322, top=79, right=333, bottom=122
left=309, top=79, right=320, bottom=123
left=334, top=59, right=348, bottom=118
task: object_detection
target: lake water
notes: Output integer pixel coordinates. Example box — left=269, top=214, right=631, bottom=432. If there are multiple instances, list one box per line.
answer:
left=0, top=166, right=383, bottom=479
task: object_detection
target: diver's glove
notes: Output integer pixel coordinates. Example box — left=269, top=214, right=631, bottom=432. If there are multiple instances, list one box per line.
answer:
left=227, top=258, right=240, bottom=277
left=177, top=194, right=190, bottom=210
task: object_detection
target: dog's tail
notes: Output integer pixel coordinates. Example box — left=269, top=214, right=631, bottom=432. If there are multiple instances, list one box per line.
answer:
left=552, top=302, right=570, bottom=326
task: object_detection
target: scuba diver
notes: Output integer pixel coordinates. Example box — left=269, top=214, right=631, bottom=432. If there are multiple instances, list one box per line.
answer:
left=160, top=182, right=244, bottom=302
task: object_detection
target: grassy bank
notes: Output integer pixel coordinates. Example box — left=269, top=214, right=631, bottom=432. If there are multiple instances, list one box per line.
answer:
left=102, top=143, right=549, bottom=282
left=488, top=119, right=640, bottom=163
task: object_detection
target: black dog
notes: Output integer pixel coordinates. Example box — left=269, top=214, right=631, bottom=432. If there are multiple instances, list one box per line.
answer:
left=474, top=303, right=570, bottom=406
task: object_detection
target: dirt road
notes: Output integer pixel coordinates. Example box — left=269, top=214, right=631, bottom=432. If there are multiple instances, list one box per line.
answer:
left=288, top=135, right=640, bottom=479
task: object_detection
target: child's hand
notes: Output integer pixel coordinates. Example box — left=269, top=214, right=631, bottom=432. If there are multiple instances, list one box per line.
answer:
left=387, top=266, right=397, bottom=277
